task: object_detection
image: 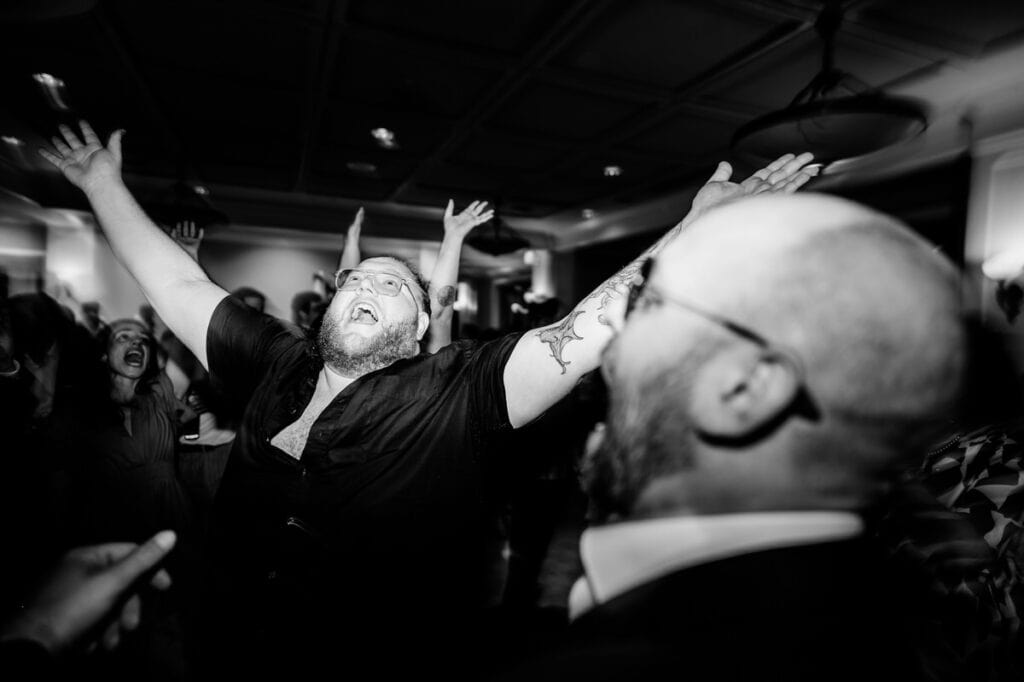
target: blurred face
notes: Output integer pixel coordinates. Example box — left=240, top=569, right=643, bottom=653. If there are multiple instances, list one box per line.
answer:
left=318, top=257, right=425, bottom=377
left=106, top=321, right=152, bottom=380
left=590, top=238, right=729, bottom=519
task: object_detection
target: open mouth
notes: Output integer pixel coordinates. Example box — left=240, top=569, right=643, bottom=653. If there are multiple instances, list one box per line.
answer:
left=124, top=348, right=145, bottom=367
left=349, top=302, right=380, bottom=325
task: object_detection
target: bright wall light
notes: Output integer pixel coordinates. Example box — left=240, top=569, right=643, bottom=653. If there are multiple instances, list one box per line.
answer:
left=982, top=249, right=1024, bottom=280
left=453, top=281, right=477, bottom=315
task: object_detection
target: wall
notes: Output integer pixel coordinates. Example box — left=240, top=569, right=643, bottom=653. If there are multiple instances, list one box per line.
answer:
left=199, top=239, right=336, bottom=321
left=964, top=129, right=1024, bottom=371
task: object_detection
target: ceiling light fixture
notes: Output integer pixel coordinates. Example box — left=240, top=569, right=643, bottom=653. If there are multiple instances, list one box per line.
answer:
left=603, top=165, right=622, bottom=178
left=371, top=127, right=398, bottom=149
left=581, top=208, right=596, bottom=220
left=193, top=185, right=209, bottom=196
left=731, top=0, right=927, bottom=164
left=466, top=199, right=530, bottom=255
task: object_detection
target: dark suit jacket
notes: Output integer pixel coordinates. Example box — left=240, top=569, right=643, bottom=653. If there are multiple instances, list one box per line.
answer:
left=507, top=538, right=930, bottom=682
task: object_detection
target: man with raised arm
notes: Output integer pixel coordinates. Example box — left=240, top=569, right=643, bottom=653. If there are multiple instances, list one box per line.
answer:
left=334, top=200, right=494, bottom=352
left=41, top=122, right=816, bottom=677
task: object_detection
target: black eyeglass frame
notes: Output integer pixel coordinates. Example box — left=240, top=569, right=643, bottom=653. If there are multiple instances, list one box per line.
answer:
left=625, top=257, right=821, bottom=425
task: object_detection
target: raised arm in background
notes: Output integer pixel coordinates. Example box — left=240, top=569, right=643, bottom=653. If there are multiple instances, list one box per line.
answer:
left=427, top=199, right=494, bottom=352
left=339, top=206, right=364, bottom=271
left=502, top=153, right=819, bottom=428
left=40, top=122, right=227, bottom=368
left=169, top=220, right=204, bottom=263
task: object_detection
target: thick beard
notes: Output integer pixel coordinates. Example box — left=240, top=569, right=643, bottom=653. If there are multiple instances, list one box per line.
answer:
left=317, top=315, right=419, bottom=378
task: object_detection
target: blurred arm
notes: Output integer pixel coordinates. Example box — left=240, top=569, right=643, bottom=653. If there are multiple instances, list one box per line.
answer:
left=41, top=123, right=226, bottom=368
left=503, top=154, right=818, bottom=428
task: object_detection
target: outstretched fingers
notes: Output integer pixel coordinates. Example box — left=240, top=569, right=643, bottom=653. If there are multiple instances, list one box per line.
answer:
left=58, top=124, right=84, bottom=151
left=781, top=169, right=816, bottom=193
left=51, top=136, right=73, bottom=157
left=766, top=152, right=815, bottom=186
left=39, top=148, right=63, bottom=168
left=104, top=530, right=176, bottom=593
left=749, top=153, right=795, bottom=182
left=107, top=129, right=124, bottom=164
left=79, top=120, right=101, bottom=147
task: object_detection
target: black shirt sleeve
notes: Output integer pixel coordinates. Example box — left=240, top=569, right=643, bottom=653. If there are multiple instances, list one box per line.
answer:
left=206, top=296, right=305, bottom=413
left=461, top=332, right=524, bottom=434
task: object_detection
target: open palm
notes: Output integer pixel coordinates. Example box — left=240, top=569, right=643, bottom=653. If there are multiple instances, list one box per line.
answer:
left=170, top=220, right=204, bottom=261
left=443, top=199, right=494, bottom=238
left=39, top=121, right=124, bottom=192
left=692, top=152, right=818, bottom=216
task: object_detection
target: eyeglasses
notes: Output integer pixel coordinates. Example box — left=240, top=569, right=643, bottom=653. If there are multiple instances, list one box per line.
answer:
left=626, top=257, right=820, bottom=422
left=334, top=268, right=423, bottom=311
left=627, top=258, right=771, bottom=347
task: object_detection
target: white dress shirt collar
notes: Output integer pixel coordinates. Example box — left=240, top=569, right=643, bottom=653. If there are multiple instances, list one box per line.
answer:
left=568, top=511, right=863, bottom=621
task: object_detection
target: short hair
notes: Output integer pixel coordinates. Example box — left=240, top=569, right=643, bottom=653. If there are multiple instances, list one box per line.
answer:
left=376, top=256, right=431, bottom=318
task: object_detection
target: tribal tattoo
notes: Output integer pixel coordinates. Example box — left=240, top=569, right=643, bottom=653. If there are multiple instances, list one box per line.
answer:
left=436, top=285, right=457, bottom=308
left=536, top=310, right=585, bottom=375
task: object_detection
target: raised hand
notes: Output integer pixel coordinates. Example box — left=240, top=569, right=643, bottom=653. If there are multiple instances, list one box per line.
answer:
left=39, top=121, right=124, bottom=193
left=170, top=220, right=204, bottom=262
left=0, top=530, right=176, bottom=655
left=443, top=199, right=494, bottom=239
left=347, top=207, right=365, bottom=241
left=691, top=153, right=819, bottom=217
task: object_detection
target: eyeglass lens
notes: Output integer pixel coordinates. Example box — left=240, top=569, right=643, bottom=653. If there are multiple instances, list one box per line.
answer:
left=337, top=270, right=404, bottom=296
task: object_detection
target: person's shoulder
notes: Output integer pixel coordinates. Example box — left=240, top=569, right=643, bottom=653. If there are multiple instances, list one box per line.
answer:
left=209, top=296, right=306, bottom=357
left=449, top=332, right=524, bottom=359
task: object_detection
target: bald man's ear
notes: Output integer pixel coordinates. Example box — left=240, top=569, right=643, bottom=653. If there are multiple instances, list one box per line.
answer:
left=688, top=347, right=802, bottom=442
left=416, top=311, right=430, bottom=340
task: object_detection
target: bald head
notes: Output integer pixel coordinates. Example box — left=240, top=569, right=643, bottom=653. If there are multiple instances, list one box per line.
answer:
left=658, top=194, right=964, bottom=431
left=592, top=194, right=966, bottom=519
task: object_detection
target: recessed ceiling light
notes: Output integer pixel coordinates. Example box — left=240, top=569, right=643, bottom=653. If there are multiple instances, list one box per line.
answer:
left=2, top=135, right=24, bottom=147
left=346, top=161, right=378, bottom=175
left=193, top=185, right=209, bottom=196
left=371, top=127, right=398, bottom=149
left=603, top=165, right=622, bottom=178
left=581, top=208, right=596, bottom=220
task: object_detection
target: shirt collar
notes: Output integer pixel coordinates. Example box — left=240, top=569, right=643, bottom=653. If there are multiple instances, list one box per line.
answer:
left=568, top=511, right=863, bottom=621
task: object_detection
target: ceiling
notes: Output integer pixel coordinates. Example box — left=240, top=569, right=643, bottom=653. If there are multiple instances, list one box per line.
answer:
left=2, top=0, right=1024, bottom=255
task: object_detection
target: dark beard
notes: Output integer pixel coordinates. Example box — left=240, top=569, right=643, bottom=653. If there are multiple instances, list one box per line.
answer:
left=317, top=315, right=419, bottom=378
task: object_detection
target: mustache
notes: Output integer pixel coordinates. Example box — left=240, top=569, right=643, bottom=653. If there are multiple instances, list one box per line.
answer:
left=317, top=315, right=419, bottom=377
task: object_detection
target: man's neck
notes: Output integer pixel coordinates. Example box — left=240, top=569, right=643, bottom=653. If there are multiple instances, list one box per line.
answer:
left=320, top=364, right=358, bottom=395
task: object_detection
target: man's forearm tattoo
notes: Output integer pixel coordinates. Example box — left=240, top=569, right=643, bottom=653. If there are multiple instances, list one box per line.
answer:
left=436, top=285, right=457, bottom=308
left=536, top=310, right=585, bottom=375
left=590, top=258, right=644, bottom=327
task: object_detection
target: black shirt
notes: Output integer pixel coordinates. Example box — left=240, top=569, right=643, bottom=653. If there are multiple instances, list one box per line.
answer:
left=203, top=297, right=523, bottom=672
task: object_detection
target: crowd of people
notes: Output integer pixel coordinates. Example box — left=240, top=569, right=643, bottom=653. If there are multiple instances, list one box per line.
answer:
left=0, top=118, right=1022, bottom=681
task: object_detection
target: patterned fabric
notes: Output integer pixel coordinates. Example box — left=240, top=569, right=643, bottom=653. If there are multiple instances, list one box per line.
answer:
left=904, top=419, right=1024, bottom=681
